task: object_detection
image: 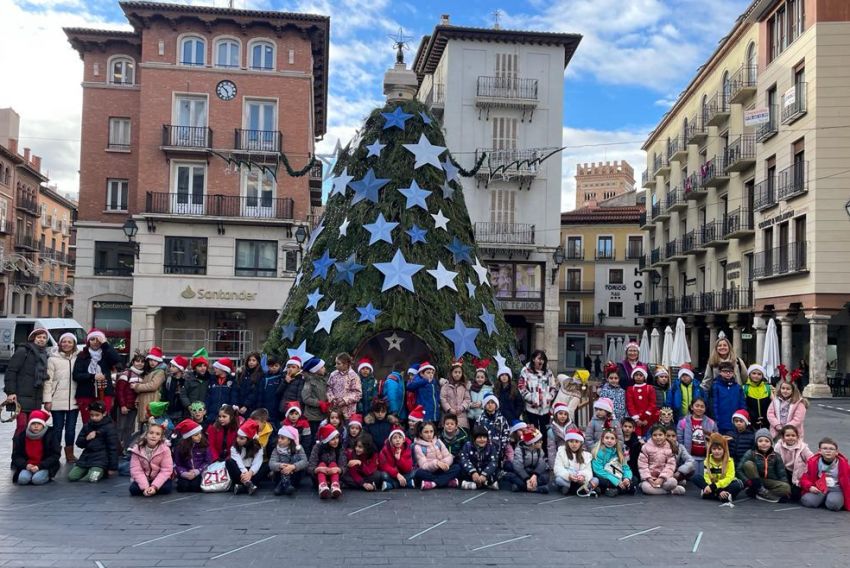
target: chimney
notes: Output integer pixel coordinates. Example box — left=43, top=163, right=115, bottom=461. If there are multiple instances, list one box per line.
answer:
left=23, top=147, right=30, bottom=162
left=440, top=14, right=450, bottom=25
left=32, top=156, right=41, bottom=172
left=7, top=139, right=17, bottom=154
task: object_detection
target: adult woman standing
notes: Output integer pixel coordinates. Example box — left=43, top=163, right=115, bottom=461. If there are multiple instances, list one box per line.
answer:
left=73, top=329, right=122, bottom=422
left=43, top=333, right=79, bottom=462
left=703, top=335, right=748, bottom=391
left=616, top=341, right=644, bottom=389
left=518, top=350, right=556, bottom=449
left=3, top=328, right=50, bottom=435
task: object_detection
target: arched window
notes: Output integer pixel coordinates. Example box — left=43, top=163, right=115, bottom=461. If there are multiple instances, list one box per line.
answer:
left=215, top=38, right=240, bottom=68
left=722, top=70, right=730, bottom=105
left=746, top=42, right=757, bottom=83
left=249, top=40, right=275, bottom=71
left=701, top=94, right=709, bottom=123
left=682, top=117, right=688, bottom=140
left=108, top=56, right=135, bottom=85
left=180, top=36, right=206, bottom=66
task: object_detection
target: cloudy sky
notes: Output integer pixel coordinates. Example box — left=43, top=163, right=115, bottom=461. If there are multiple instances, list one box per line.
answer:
left=0, top=0, right=749, bottom=209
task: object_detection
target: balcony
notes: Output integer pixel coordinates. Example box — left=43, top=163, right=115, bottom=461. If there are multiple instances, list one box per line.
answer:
left=686, top=114, right=707, bottom=144
left=701, top=155, right=729, bottom=187
left=781, top=82, right=807, bottom=124
left=564, top=247, right=584, bottom=261
left=638, top=255, right=647, bottom=271
left=12, top=272, right=40, bottom=287
left=15, top=190, right=39, bottom=216
left=594, top=248, right=616, bottom=262
left=0, top=220, right=11, bottom=234
left=145, top=192, right=294, bottom=221
left=650, top=247, right=661, bottom=266
left=561, top=282, right=594, bottom=295
left=684, top=171, right=706, bottom=200
left=639, top=212, right=649, bottom=229
left=717, top=288, right=753, bottom=312
left=14, top=234, right=38, bottom=251
left=563, top=313, right=597, bottom=327
left=696, top=291, right=716, bottom=314
left=475, top=76, right=538, bottom=120
left=664, top=239, right=685, bottom=261
left=655, top=201, right=671, bottom=221
left=679, top=294, right=697, bottom=314
left=234, top=129, right=281, bottom=154
left=626, top=245, right=643, bottom=261
left=753, top=242, right=808, bottom=280
left=776, top=161, right=808, bottom=201
left=653, top=154, right=670, bottom=176
left=651, top=202, right=663, bottom=220
left=94, top=262, right=134, bottom=277
left=682, top=229, right=704, bottom=254
left=161, top=125, right=212, bottom=151
left=474, top=222, right=535, bottom=246
left=706, top=92, right=730, bottom=126
left=729, top=64, right=757, bottom=104
left=668, top=136, right=688, bottom=162
left=702, top=220, right=728, bottom=248
left=725, top=134, right=756, bottom=172
left=756, top=107, right=778, bottom=142
left=723, top=208, right=755, bottom=239
left=424, top=82, right=445, bottom=114
left=665, top=188, right=687, bottom=213
left=664, top=296, right=679, bottom=315
left=309, top=162, right=323, bottom=208
left=642, top=170, right=654, bottom=188
left=475, top=148, right=541, bottom=188
left=753, top=178, right=776, bottom=212
left=39, top=246, right=71, bottom=265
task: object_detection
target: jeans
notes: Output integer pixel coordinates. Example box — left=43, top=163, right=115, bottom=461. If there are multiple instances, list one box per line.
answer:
left=52, top=410, right=79, bottom=447
left=176, top=476, right=203, bottom=493
left=381, top=470, right=414, bottom=489
left=692, top=476, right=744, bottom=500
left=342, top=471, right=381, bottom=489
left=17, top=469, right=51, bottom=485
left=801, top=487, right=844, bottom=511
left=596, top=477, right=636, bottom=495
left=68, top=466, right=104, bottom=482
left=129, top=479, right=173, bottom=496
left=413, top=463, right=461, bottom=487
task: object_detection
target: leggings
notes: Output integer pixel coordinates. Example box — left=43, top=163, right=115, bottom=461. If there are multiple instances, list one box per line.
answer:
left=51, top=409, right=79, bottom=447
left=693, top=477, right=744, bottom=500
left=640, top=477, right=679, bottom=495
left=597, top=477, right=636, bottom=495
left=342, top=471, right=382, bottom=489
left=176, top=476, right=203, bottom=493
left=413, top=463, right=462, bottom=488
left=129, top=479, right=173, bottom=496
left=314, top=461, right=341, bottom=486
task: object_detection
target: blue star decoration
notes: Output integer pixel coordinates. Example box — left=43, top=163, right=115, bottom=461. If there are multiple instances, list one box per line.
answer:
left=441, top=313, right=481, bottom=358
left=406, top=224, right=428, bottom=245
left=356, top=302, right=382, bottom=323
left=397, top=179, right=432, bottom=210
left=311, top=249, right=336, bottom=280
left=350, top=168, right=391, bottom=205
left=333, top=253, right=365, bottom=286
left=441, top=181, right=455, bottom=201
left=441, top=157, right=460, bottom=183
left=465, top=280, right=477, bottom=298
left=374, top=249, right=425, bottom=293
left=281, top=322, right=298, bottom=341
left=445, top=237, right=473, bottom=264
left=381, top=106, right=414, bottom=130
left=419, top=111, right=433, bottom=125
left=363, top=212, right=399, bottom=245
left=365, top=139, right=385, bottom=157
left=287, top=340, right=313, bottom=362
left=479, top=305, right=497, bottom=337
left=328, top=167, right=353, bottom=198
left=305, top=288, right=324, bottom=309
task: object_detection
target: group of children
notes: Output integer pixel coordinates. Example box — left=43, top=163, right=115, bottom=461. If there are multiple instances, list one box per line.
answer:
left=9, top=346, right=849, bottom=513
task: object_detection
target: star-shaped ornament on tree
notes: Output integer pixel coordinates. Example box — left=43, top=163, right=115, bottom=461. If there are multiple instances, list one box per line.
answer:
left=419, top=111, right=432, bottom=125
left=365, top=139, right=385, bottom=157
left=465, top=280, right=477, bottom=298
left=441, top=314, right=481, bottom=358
left=306, top=219, right=325, bottom=252
left=494, top=350, right=508, bottom=370
left=426, top=260, right=458, bottom=291
left=280, top=322, right=298, bottom=341
left=374, top=249, right=424, bottom=293
left=479, top=305, right=497, bottom=336
left=311, top=249, right=336, bottom=280
left=356, top=302, right=382, bottom=323
left=472, top=258, right=491, bottom=287
left=381, top=106, right=414, bottom=130
left=396, top=180, right=431, bottom=210
left=431, top=210, right=449, bottom=231
left=333, top=253, right=365, bottom=286
left=328, top=167, right=354, bottom=198
left=338, top=217, right=351, bottom=237
left=403, top=133, right=447, bottom=170
left=287, top=340, right=313, bottom=362
left=384, top=332, right=405, bottom=351
left=441, top=157, right=460, bottom=183
left=315, top=301, right=342, bottom=334
left=445, top=237, right=473, bottom=264
left=306, top=288, right=324, bottom=309
left=441, top=181, right=455, bottom=201
left=363, top=212, right=399, bottom=245
left=350, top=168, right=391, bottom=205
left=406, top=224, right=427, bottom=245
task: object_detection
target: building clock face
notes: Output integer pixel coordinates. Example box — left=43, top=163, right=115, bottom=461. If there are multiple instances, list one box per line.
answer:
left=216, top=80, right=237, bottom=101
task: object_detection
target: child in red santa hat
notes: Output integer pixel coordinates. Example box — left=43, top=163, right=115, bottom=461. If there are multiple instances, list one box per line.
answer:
left=11, top=409, right=60, bottom=485
left=308, top=423, right=347, bottom=499
left=281, top=401, right=313, bottom=451
left=226, top=418, right=264, bottom=496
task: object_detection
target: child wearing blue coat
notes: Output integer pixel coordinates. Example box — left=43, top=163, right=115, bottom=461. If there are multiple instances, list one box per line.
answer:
left=591, top=429, right=635, bottom=497
left=257, top=357, right=284, bottom=425
left=406, top=362, right=440, bottom=422
left=205, top=359, right=237, bottom=414
left=383, top=370, right=407, bottom=421
left=667, top=367, right=705, bottom=421
left=712, top=361, right=746, bottom=434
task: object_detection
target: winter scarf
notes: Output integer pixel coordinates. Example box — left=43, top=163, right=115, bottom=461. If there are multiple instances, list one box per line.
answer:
left=25, top=424, right=48, bottom=466
left=32, top=344, right=48, bottom=389
left=87, top=348, right=103, bottom=376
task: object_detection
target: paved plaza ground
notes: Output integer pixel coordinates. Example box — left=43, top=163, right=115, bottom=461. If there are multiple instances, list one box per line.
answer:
left=1, top=378, right=849, bottom=567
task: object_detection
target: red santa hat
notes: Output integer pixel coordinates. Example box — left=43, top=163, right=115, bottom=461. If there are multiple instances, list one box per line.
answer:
left=175, top=419, right=203, bottom=440
left=285, top=356, right=302, bottom=368
left=146, top=346, right=164, bottom=363
left=630, top=365, right=648, bottom=379
left=564, top=429, right=585, bottom=443
left=170, top=355, right=189, bottom=372
left=521, top=428, right=542, bottom=445
left=212, top=358, right=234, bottom=375
left=407, top=405, right=425, bottom=423
left=482, top=393, right=500, bottom=409
left=593, top=397, right=615, bottom=416
left=86, top=328, right=107, bottom=343
left=551, top=401, right=569, bottom=416
left=28, top=409, right=52, bottom=428
left=388, top=426, right=406, bottom=442
left=237, top=419, right=259, bottom=439
left=732, top=409, right=751, bottom=425
left=318, top=423, right=339, bottom=444
left=356, top=358, right=374, bottom=373
left=418, top=361, right=436, bottom=374
left=284, top=401, right=302, bottom=419
left=678, top=367, right=694, bottom=380
left=348, top=414, right=363, bottom=428
left=277, top=425, right=300, bottom=446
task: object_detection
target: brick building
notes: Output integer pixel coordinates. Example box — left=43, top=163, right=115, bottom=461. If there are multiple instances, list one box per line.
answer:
left=65, top=1, right=328, bottom=360
left=574, top=160, right=635, bottom=209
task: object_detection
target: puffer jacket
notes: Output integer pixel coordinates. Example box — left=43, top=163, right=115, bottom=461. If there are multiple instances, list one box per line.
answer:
left=591, top=445, right=632, bottom=485
left=638, top=439, right=676, bottom=480
left=673, top=444, right=696, bottom=475
left=767, top=397, right=807, bottom=441
left=72, top=343, right=121, bottom=399
left=129, top=442, right=173, bottom=490
left=327, top=368, right=362, bottom=419
left=553, top=446, right=593, bottom=481
left=597, top=383, right=626, bottom=422
left=511, top=444, right=547, bottom=480
left=179, top=371, right=210, bottom=411
left=467, top=385, right=492, bottom=424
left=205, top=376, right=236, bottom=413
left=727, top=428, right=755, bottom=463
left=412, top=437, right=453, bottom=471
left=277, top=372, right=305, bottom=410
left=44, top=350, right=78, bottom=411
left=406, top=374, right=439, bottom=422
left=667, top=378, right=705, bottom=421
left=439, top=428, right=469, bottom=458
left=774, top=439, right=814, bottom=485
left=518, top=365, right=556, bottom=416
left=206, top=422, right=241, bottom=462
left=440, top=382, right=471, bottom=429
left=476, top=409, right=510, bottom=459
left=460, top=441, right=499, bottom=478
left=738, top=448, right=787, bottom=481
left=712, top=378, right=746, bottom=432
left=676, top=415, right=717, bottom=454
left=134, top=364, right=166, bottom=424
left=378, top=438, right=414, bottom=477
left=799, top=452, right=850, bottom=510
left=75, top=416, right=119, bottom=471
left=343, top=448, right=378, bottom=485
left=173, top=443, right=211, bottom=477
left=357, top=374, right=378, bottom=416
left=269, top=443, right=308, bottom=473
left=4, top=342, right=49, bottom=412
left=236, top=367, right=263, bottom=414
left=307, top=442, right=347, bottom=475
left=584, top=416, right=623, bottom=450
left=11, top=428, right=61, bottom=481
left=301, top=371, right=328, bottom=423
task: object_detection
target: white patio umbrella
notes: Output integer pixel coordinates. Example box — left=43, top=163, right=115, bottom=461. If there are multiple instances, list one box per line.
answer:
left=639, top=330, right=651, bottom=364
left=606, top=336, right=617, bottom=363
left=615, top=336, right=625, bottom=361
left=650, top=328, right=661, bottom=366
left=762, top=318, right=781, bottom=380
left=661, top=325, right=674, bottom=368
left=671, top=317, right=692, bottom=367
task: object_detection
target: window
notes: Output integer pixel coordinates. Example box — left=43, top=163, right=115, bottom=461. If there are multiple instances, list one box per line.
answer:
left=173, top=96, right=208, bottom=147
left=627, top=236, right=643, bottom=259
left=565, top=301, right=581, bottom=324
left=608, top=269, right=624, bottom=285
left=596, top=236, right=614, bottom=259
left=608, top=301, right=624, bottom=318
left=106, top=179, right=128, bottom=212
left=746, top=42, right=757, bottom=82
left=495, top=53, right=518, bottom=79
left=180, top=36, right=206, bottom=66
left=108, top=118, right=131, bottom=150
left=492, top=117, right=517, bottom=151
left=249, top=40, right=275, bottom=70
left=565, top=236, right=582, bottom=259
left=172, top=163, right=206, bottom=214
left=0, top=199, right=7, bottom=227
left=565, top=269, right=582, bottom=291
left=164, top=237, right=207, bottom=275
left=108, top=56, right=135, bottom=85
left=243, top=167, right=275, bottom=217
left=94, top=241, right=135, bottom=276
left=244, top=100, right=277, bottom=150
left=490, top=189, right=515, bottom=224
left=215, top=38, right=240, bottom=68
left=235, top=239, right=277, bottom=277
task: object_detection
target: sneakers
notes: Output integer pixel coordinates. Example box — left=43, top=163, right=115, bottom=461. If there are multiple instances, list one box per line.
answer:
left=577, top=485, right=597, bottom=498
left=605, top=488, right=619, bottom=498
left=461, top=481, right=477, bottom=490
left=274, top=481, right=289, bottom=496
left=284, top=485, right=296, bottom=496
left=488, top=482, right=499, bottom=491
left=233, top=484, right=243, bottom=495
left=756, top=488, right=779, bottom=503
left=245, top=481, right=258, bottom=496
left=536, top=486, right=550, bottom=495
left=671, top=485, right=686, bottom=496
left=318, top=482, right=330, bottom=499
left=448, top=478, right=459, bottom=488
left=331, top=482, right=342, bottom=499
left=420, top=481, right=436, bottom=491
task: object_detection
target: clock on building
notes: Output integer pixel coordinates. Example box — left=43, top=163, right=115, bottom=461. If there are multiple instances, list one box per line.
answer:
left=215, top=80, right=237, bottom=101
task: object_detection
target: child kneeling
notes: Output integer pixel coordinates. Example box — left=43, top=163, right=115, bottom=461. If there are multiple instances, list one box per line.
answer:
left=129, top=424, right=173, bottom=496
left=12, top=410, right=60, bottom=486
left=503, top=428, right=549, bottom=493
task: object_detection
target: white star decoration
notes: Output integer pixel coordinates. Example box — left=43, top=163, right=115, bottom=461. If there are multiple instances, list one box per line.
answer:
left=431, top=210, right=449, bottom=231
left=315, top=301, right=342, bottom=334
left=472, top=258, right=490, bottom=287
left=494, top=351, right=507, bottom=370
left=287, top=340, right=313, bottom=362
left=426, top=261, right=458, bottom=291
left=339, top=217, right=350, bottom=237
left=385, top=332, right=405, bottom=351
left=403, top=133, right=446, bottom=170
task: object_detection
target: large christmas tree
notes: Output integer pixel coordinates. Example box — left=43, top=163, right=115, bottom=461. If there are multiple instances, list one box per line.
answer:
left=265, top=93, right=518, bottom=379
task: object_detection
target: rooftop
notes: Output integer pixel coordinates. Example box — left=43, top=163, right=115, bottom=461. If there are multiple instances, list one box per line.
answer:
left=560, top=204, right=644, bottom=225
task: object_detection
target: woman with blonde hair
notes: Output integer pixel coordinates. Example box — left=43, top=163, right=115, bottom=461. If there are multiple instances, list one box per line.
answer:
left=44, top=332, right=79, bottom=463
left=703, top=333, right=748, bottom=391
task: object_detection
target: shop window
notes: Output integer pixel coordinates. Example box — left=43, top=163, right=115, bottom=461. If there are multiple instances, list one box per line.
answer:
left=164, top=236, right=207, bottom=275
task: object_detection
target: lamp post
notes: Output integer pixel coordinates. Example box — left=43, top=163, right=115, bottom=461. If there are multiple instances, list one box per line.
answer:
left=294, top=225, right=308, bottom=266
left=597, top=309, right=607, bottom=326
left=550, top=245, right=565, bottom=284
left=122, top=218, right=140, bottom=258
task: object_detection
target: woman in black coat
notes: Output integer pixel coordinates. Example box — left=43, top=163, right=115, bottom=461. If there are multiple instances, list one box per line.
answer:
left=72, top=329, right=122, bottom=423
left=3, top=328, right=50, bottom=434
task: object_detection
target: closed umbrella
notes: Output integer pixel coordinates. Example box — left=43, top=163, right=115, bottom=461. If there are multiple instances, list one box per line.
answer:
left=671, top=317, right=692, bottom=367
left=650, top=328, right=660, bottom=366
left=763, top=318, right=781, bottom=380
left=606, top=336, right=617, bottom=363
left=662, top=326, right=674, bottom=368
left=615, top=336, right=625, bottom=361
left=639, top=330, right=651, bottom=365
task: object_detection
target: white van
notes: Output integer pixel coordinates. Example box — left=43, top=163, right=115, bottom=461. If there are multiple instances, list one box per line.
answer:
left=0, top=318, right=87, bottom=370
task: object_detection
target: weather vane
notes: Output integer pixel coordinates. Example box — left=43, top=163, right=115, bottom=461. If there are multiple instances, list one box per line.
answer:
left=389, top=27, right=413, bottom=65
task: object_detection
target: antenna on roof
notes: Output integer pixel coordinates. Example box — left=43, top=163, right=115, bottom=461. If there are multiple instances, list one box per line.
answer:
left=492, top=9, right=502, bottom=29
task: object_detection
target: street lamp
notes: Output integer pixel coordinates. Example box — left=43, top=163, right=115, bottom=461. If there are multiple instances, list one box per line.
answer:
left=649, top=270, right=662, bottom=286
left=294, top=225, right=308, bottom=265
left=597, top=309, right=607, bottom=326
left=122, top=218, right=140, bottom=258
left=550, top=245, right=565, bottom=284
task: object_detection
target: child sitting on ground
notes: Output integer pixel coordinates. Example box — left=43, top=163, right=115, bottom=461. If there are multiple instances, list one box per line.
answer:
left=269, top=425, right=307, bottom=496
left=172, top=419, right=209, bottom=493
left=364, top=399, right=395, bottom=449
left=738, top=428, right=791, bottom=503
left=547, top=401, right=577, bottom=470
left=504, top=428, right=549, bottom=494
left=412, top=421, right=460, bottom=490
left=343, top=434, right=381, bottom=492
left=307, top=424, right=347, bottom=499
left=665, top=427, right=695, bottom=487
left=621, top=417, right=643, bottom=485
left=379, top=427, right=415, bottom=491
left=693, top=433, right=744, bottom=504
left=553, top=429, right=595, bottom=496
left=800, top=437, right=850, bottom=512
left=226, top=419, right=265, bottom=496
left=584, top=397, right=622, bottom=450
left=12, top=410, right=60, bottom=486
left=591, top=429, right=634, bottom=497
left=774, top=425, right=813, bottom=501
left=70, top=401, right=118, bottom=483
left=638, top=424, right=683, bottom=495
left=439, top=413, right=469, bottom=460
left=128, top=423, right=173, bottom=497
left=476, top=394, right=510, bottom=463
left=460, top=425, right=500, bottom=490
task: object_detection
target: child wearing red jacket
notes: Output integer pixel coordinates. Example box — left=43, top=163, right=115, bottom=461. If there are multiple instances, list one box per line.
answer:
left=206, top=405, right=241, bottom=462
left=379, top=427, right=414, bottom=490
left=626, top=366, right=657, bottom=437
left=343, top=435, right=382, bottom=491
left=800, top=437, right=850, bottom=511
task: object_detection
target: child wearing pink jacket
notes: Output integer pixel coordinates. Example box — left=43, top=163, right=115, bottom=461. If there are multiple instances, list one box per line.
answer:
left=128, top=423, right=173, bottom=497
left=412, top=421, right=461, bottom=489
left=638, top=424, right=682, bottom=495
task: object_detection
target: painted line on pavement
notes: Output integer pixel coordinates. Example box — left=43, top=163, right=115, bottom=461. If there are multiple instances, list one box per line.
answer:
left=471, top=534, right=531, bottom=551
left=9, top=497, right=69, bottom=510
left=94, top=562, right=106, bottom=568
left=536, top=496, right=572, bottom=505
left=692, top=531, right=703, bottom=553
left=210, top=535, right=277, bottom=560
left=408, top=519, right=448, bottom=541
left=347, top=499, right=388, bottom=517
left=132, top=525, right=202, bottom=547
left=618, top=526, right=662, bottom=541
left=203, top=498, right=269, bottom=512
left=160, top=496, right=192, bottom=505
left=461, top=491, right=488, bottom=504
left=592, top=501, right=646, bottom=510
left=774, top=506, right=801, bottom=512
